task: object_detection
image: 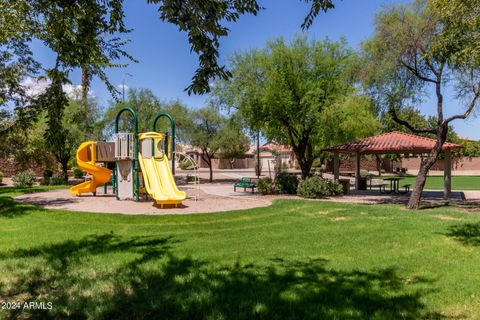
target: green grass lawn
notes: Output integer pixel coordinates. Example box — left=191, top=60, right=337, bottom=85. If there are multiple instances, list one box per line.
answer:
left=1, top=187, right=480, bottom=319
left=385, top=175, right=480, bottom=190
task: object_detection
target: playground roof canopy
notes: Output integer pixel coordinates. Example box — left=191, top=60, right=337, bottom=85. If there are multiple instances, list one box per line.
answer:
left=323, top=131, right=462, bottom=154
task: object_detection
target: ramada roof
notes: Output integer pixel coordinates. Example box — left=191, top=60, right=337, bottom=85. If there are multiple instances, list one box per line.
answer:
left=323, top=131, right=462, bottom=154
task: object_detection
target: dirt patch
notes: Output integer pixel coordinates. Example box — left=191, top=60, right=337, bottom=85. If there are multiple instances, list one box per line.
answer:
left=330, top=217, right=346, bottom=222
left=15, top=186, right=272, bottom=215
left=434, top=214, right=462, bottom=221
left=303, top=208, right=344, bottom=217
left=440, top=308, right=467, bottom=319
left=303, top=210, right=331, bottom=217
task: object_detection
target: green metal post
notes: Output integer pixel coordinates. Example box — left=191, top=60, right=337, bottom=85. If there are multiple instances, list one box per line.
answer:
left=104, top=162, right=107, bottom=194
left=164, top=132, right=169, bottom=158
left=152, top=113, right=176, bottom=175
left=115, top=107, right=139, bottom=201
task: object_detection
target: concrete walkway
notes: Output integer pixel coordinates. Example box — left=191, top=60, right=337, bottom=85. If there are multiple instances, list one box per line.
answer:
left=198, top=183, right=260, bottom=200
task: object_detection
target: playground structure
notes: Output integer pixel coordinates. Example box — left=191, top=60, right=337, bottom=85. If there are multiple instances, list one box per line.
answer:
left=70, top=108, right=190, bottom=208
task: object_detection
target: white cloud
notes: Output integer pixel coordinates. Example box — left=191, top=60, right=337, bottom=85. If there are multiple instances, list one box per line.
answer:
left=20, top=77, right=51, bottom=98
left=117, top=83, right=129, bottom=91
left=19, top=76, right=95, bottom=99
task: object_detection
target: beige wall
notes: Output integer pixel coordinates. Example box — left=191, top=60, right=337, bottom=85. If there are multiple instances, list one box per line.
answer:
left=326, top=155, right=480, bottom=173
left=402, top=157, right=480, bottom=171
left=195, top=157, right=256, bottom=169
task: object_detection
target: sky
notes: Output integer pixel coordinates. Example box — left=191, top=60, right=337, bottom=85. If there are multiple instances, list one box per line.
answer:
left=30, top=0, right=479, bottom=140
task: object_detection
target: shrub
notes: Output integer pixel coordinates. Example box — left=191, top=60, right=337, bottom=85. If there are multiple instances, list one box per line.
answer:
left=42, top=169, right=54, bottom=185
left=312, top=158, right=322, bottom=168
left=297, top=176, right=343, bottom=199
left=41, top=177, right=50, bottom=185
left=0, top=171, right=3, bottom=184
left=12, top=170, right=36, bottom=188
left=275, top=172, right=299, bottom=195
left=43, top=169, right=54, bottom=178
left=73, top=167, right=84, bottom=179
left=360, top=169, right=370, bottom=178
left=401, top=167, right=408, bottom=173
left=180, top=159, right=193, bottom=170
left=257, top=177, right=277, bottom=195
left=186, top=175, right=197, bottom=183
left=49, top=175, right=66, bottom=185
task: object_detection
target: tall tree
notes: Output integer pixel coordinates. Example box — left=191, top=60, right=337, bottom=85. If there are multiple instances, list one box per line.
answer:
left=1, top=0, right=336, bottom=129
left=1, top=0, right=337, bottom=177
left=0, top=0, right=134, bottom=179
left=190, top=106, right=225, bottom=182
left=102, top=88, right=193, bottom=142
left=218, top=120, right=251, bottom=169
left=1, top=0, right=337, bottom=112
left=362, top=0, right=480, bottom=209
left=215, top=36, right=379, bottom=179
left=0, top=0, right=40, bottom=126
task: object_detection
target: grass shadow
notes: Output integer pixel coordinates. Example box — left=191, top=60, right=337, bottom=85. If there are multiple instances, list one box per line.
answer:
left=0, top=186, right=68, bottom=196
left=446, top=223, right=480, bottom=246
left=0, top=233, right=444, bottom=319
left=0, top=196, right=46, bottom=218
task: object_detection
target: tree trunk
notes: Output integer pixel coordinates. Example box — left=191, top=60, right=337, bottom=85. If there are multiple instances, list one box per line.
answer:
left=81, top=64, right=88, bottom=111
left=201, top=152, right=213, bottom=183
left=81, top=65, right=92, bottom=141
left=299, top=159, right=312, bottom=179
left=61, top=159, right=69, bottom=184
left=406, top=134, right=446, bottom=209
left=291, top=141, right=313, bottom=180
left=375, top=155, right=382, bottom=177
left=208, top=162, right=213, bottom=182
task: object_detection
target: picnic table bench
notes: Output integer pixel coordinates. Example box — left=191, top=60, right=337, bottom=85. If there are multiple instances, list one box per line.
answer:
left=370, top=183, right=388, bottom=193
left=234, top=177, right=259, bottom=193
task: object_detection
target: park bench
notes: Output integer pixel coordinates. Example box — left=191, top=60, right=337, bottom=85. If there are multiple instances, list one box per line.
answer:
left=234, top=177, right=259, bottom=193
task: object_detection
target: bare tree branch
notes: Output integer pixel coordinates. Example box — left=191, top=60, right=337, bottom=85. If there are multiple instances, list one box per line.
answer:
left=400, top=61, right=437, bottom=84
left=443, top=88, right=480, bottom=124
left=389, top=107, right=436, bottom=134
left=419, top=47, right=439, bottom=78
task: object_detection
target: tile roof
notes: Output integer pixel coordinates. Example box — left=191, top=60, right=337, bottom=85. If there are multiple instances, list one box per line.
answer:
left=260, top=142, right=292, bottom=153
left=324, top=131, right=462, bottom=154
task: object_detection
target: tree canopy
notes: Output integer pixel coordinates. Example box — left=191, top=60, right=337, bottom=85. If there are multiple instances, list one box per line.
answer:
left=102, top=88, right=193, bottom=142
left=189, top=105, right=226, bottom=182
left=361, top=0, right=480, bottom=209
left=215, top=36, right=379, bottom=178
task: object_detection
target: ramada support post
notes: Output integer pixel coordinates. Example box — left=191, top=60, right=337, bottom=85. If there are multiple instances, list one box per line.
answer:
left=355, top=152, right=361, bottom=190
left=444, top=149, right=452, bottom=200
left=333, top=151, right=339, bottom=181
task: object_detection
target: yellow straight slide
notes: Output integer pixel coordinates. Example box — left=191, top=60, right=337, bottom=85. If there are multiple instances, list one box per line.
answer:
left=138, top=152, right=186, bottom=208
left=70, top=141, right=112, bottom=195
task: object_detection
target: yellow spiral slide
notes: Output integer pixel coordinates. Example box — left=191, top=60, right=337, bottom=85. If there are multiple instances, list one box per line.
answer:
left=70, top=141, right=112, bottom=195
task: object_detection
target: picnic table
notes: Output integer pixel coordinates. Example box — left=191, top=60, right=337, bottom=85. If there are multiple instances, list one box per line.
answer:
left=381, top=177, right=411, bottom=194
